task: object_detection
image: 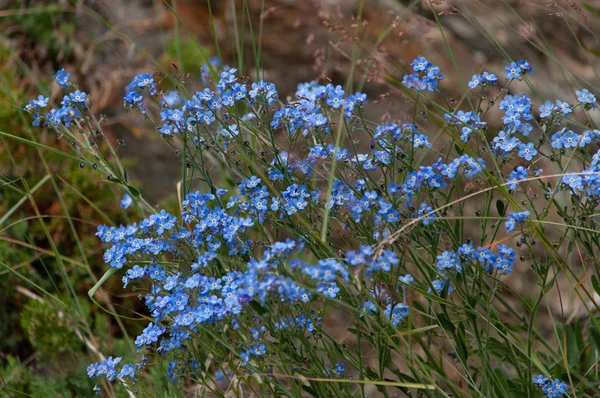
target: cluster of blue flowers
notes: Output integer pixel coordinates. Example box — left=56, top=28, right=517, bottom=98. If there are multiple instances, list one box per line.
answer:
left=560, top=151, right=600, bottom=196
left=505, top=211, right=530, bottom=232
left=125, top=68, right=279, bottom=137
left=24, top=68, right=88, bottom=127
left=26, top=53, right=600, bottom=396
left=402, top=56, right=445, bottom=91
left=432, top=241, right=518, bottom=276
left=87, top=356, right=137, bottom=382
left=504, top=60, right=533, bottom=79
left=468, top=71, right=497, bottom=89
left=361, top=281, right=409, bottom=326
left=89, top=175, right=358, bottom=380
left=533, top=375, right=569, bottom=398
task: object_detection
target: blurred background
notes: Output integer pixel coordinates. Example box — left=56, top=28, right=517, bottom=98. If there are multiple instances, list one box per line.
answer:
left=2, top=0, right=600, bottom=395
left=5, top=0, right=600, bottom=201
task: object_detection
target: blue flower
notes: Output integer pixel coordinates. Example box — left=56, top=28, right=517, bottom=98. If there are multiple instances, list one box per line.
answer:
left=87, top=363, right=99, bottom=378
left=233, top=84, right=247, bottom=101
left=532, top=375, right=549, bottom=387
left=475, top=247, right=492, bottom=264
left=517, top=60, right=533, bottom=74
left=539, top=101, right=554, bottom=118
left=167, top=360, right=179, bottom=383
left=53, top=69, right=71, bottom=88
left=245, top=176, right=262, bottom=190
left=550, top=130, right=565, bottom=149
left=88, top=356, right=122, bottom=381
left=441, top=161, right=459, bottom=179
left=482, top=71, right=497, bottom=84
left=412, top=132, right=431, bottom=148
left=385, top=303, right=409, bottom=325
left=505, top=211, right=530, bottom=232
left=499, top=136, right=521, bottom=152
left=458, top=243, right=474, bottom=258
left=326, top=85, right=345, bottom=109
left=562, top=174, right=583, bottom=192
left=318, top=282, right=340, bottom=298
left=517, top=142, right=537, bottom=161
left=120, top=194, right=133, bottom=209
left=124, top=92, right=144, bottom=112
left=162, top=91, right=180, bottom=107
left=436, top=251, right=462, bottom=273
left=201, top=111, right=215, bottom=125
left=240, top=350, right=250, bottom=366
left=37, top=59, right=582, bottom=393
left=251, top=343, right=266, bottom=357
left=468, top=74, right=481, bottom=89
left=136, top=73, right=154, bottom=87
left=416, top=203, right=436, bottom=225
left=159, top=124, right=176, bottom=135
left=69, top=90, right=88, bottom=105
left=507, top=166, right=528, bottom=190
left=429, top=280, right=453, bottom=295
left=221, top=91, right=235, bottom=106
left=30, top=95, right=49, bottom=109
left=542, top=379, right=568, bottom=397
left=249, top=80, right=278, bottom=106
left=403, top=57, right=444, bottom=92
left=134, top=323, right=165, bottom=349
left=398, top=274, right=414, bottom=286
left=556, top=100, right=572, bottom=115
left=411, top=56, right=429, bottom=71
left=504, top=62, right=522, bottom=79
left=576, top=88, right=596, bottom=105
left=562, top=130, right=581, bottom=148
left=119, top=363, right=136, bottom=379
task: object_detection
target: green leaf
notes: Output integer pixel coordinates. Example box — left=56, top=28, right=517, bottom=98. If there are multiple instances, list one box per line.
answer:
left=567, top=329, right=579, bottom=367
left=0, top=131, right=82, bottom=163
left=589, top=49, right=600, bottom=59
left=559, top=325, right=579, bottom=367
left=250, top=300, right=267, bottom=315
left=579, top=344, right=593, bottom=373
left=575, top=319, right=585, bottom=352
left=592, top=275, right=600, bottom=296
left=301, top=385, right=317, bottom=396
left=9, top=217, right=28, bottom=240
left=438, top=313, right=456, bottom=333
left=588, top=320, right=600, bottom=353
left=583, top=2, right=600, bottom=16
left=88, top=267, right=118, bottom=299
left=454, top=144, right=463, bottom=155
left=0, top=174, right=51, bottom=228
left=127, top=185, right=141, bottom=198
left=454, top=218, right=461, bottom=242
left=492, top=368, right=512, bottom=396
left=392, top=325, right=439, bottom=337
left=496, top=200, right=506, bottom=217
left=457, top=322, right=469, bottom=361
left=380, top=344, right=392, bottom=368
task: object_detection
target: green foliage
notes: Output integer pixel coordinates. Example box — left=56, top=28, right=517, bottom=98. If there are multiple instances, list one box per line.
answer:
left=165, top=35, right=213, bottom=74
left=0, top=354, right=97, bottom=397
left=0, top=15, right=140, bottom=397
left=20, top=300, right=82, bottom=357
left=4, top=2, right=77, bottom=58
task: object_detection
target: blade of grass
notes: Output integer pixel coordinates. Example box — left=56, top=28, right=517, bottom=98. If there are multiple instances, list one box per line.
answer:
left=0, top=174, right=51, bottom=227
